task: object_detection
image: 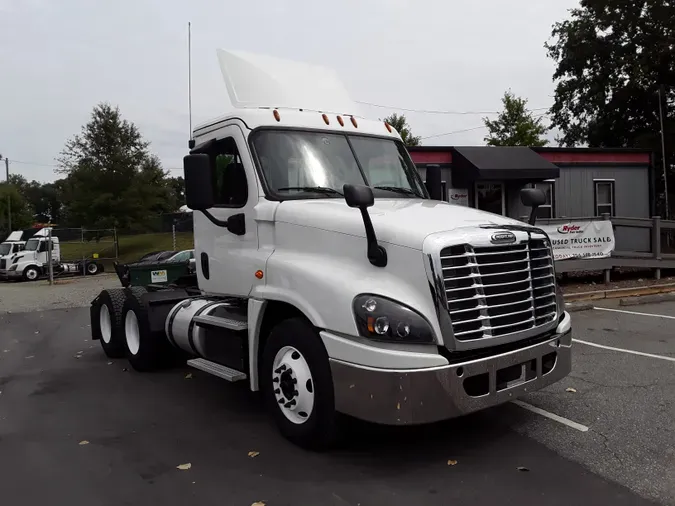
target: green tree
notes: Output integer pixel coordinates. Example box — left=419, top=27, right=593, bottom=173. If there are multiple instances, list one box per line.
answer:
left=0, top=182, right=34, bottom=233
left=483, top=91, right=549, bottom=147
left=545, top=0, right=674, bottom=149
left=8, top=174, right=63, bottom=223
left=56, top=103, right=178, bottom=230
left=382, top=113, right=421, bottom=146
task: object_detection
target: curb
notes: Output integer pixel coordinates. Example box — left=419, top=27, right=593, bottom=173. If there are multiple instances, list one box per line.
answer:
left=564, top=302, right=594, bottom=313
left=563, top=282, right=675, bottom=303
left=618, top=292, right=675, bottom=307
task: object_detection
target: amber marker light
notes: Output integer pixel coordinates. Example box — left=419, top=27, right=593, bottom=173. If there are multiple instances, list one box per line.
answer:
left=255, top=270, right=264, bottom=279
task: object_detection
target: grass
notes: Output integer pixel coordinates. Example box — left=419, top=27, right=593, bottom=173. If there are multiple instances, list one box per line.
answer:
left=60, top=232, right=194, bottom=266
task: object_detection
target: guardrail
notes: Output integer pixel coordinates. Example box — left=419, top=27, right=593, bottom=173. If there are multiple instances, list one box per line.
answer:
left=531, top=215, right=675, bottom=283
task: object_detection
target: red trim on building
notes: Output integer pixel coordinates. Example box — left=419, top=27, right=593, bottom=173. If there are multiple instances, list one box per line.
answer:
left=409, top=151, right=452, bottom=164
left=537, top=151, right=650, bottom=164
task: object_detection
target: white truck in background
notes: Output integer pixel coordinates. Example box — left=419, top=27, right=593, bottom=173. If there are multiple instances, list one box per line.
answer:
left=0, top=227, right=104, bottom=281
left=0, top=230, right=28, bottom=269
left=88, top=49, right=572, bottom=449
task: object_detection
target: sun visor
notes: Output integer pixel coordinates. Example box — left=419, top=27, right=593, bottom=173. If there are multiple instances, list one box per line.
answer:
left=216, top=49, right=361, bottom=116
left=6, top=231, right=23, bottom=241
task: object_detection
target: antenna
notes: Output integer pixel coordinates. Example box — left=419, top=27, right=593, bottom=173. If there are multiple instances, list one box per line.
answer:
left=188, top=21, right=194, bottom=149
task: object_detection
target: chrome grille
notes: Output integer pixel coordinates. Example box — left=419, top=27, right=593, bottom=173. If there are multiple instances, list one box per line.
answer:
left=0, top=259, right=5, bottom=270
left=441, top=238, right=557, bottom=341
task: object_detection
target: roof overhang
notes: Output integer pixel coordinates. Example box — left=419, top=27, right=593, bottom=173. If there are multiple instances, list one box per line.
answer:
left=451, top=146, right=560, bottom=183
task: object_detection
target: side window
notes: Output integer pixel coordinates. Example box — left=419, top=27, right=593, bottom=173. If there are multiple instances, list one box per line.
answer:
left=594, top=180, right=614, bottom=216
left=531, top=180, right=555, bottom=218
left=212, top=137, right=248, bottom=207
left=38, top=241, right=47, bottom=253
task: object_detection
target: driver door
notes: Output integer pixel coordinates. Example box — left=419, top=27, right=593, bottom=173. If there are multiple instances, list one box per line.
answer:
left=193, top=124, right=260, bottom=297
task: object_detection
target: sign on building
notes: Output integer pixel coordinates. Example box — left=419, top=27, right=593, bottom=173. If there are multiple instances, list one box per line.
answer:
left=538, top=220, right=615, bottom=261
left=448, top=188, right=469, bottom=207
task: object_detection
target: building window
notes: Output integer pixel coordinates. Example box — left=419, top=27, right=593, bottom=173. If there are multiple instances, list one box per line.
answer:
left=530, top=180, right=555, bottom=218
left=594, top=180, right=615, bottom=216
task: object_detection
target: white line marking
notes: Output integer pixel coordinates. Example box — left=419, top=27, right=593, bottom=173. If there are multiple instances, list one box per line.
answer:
left=512, top=400, right=589, bottom=432
left=592, top=306, right=675, bottom=320
left=573, top=338, right=675, bottom=362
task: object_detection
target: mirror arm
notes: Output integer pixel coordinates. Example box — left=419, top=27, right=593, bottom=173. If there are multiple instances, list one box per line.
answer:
left=528, top=207, right=538, bottom=226
left=200, top=210, right=246, bottom=236
left=359, top=208, right=387, bottom=267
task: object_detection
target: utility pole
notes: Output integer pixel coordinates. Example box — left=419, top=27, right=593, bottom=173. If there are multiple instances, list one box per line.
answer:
left=658, top=85, right=669, bottom=220
left=2, top=157, right=10, bottom=232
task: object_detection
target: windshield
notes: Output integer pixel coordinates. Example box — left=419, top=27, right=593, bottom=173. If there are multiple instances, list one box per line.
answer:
left=25, top=239, right=40, bottom=251
left=252, top=130, right=427, bottom=199
left=0, top=244, right=11, bottom=255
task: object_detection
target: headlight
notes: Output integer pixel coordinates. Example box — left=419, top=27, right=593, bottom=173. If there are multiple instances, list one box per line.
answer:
left=353, top=294, right=436, bottom=344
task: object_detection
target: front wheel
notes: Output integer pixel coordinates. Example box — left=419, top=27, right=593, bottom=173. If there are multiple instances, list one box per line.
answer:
left=262, top=317, right=338, bottom=450
left=22, top=266, right=40, bottom=282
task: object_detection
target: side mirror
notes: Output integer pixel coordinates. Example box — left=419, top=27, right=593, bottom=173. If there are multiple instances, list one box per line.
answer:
left=425, top=164, right=443, bottom=200
left=520, top=188, right=546, bottom=225
left=184, top=154, right=214, bottom=211
left=344, top=183, right=374, bottom=208
left=343, top=184, right=387, bottom=267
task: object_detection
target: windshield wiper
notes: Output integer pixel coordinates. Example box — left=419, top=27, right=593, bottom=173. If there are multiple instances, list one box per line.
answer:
left=277, top=186, right=344, bottom=196
left=374, top=186, right=418, bottom=196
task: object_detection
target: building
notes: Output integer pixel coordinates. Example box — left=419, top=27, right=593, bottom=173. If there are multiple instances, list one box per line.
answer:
left=409, top=146, right=654, bottom=252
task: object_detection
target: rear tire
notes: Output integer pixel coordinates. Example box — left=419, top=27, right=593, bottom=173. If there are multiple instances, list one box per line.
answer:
left=86, top=262, right=101, bottom=275
left=261, top=317, right=338, bottom=450
left=92, top=288, right=127, bottom=358
left=121, top=286, right=175, bottom=371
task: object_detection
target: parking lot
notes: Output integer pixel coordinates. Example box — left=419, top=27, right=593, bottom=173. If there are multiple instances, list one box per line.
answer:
left=0, top=296, right=673, bottom=505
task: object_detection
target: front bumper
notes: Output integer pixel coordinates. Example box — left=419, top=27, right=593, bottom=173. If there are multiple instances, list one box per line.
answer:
left=0, top=269, right=21, bottom=280
left=330, top=313, right=572, bottom=425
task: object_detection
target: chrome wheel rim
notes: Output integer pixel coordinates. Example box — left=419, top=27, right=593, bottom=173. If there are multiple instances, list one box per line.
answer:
left=272, top=346, right=314, bottom=425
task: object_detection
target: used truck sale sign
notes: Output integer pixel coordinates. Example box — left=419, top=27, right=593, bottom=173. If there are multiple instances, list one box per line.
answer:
left=539, top=220, right=615, bottom=260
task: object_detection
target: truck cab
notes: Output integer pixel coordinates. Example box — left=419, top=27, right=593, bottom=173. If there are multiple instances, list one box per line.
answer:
left=89, top=49, right=572, bottom=449
left=0, top=230, right=27, bottom=274
left=1, top=229, right=60, bottom=281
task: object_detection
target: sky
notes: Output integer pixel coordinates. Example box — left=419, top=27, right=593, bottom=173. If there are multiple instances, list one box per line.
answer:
left=0, top=0, right=579, bottom=183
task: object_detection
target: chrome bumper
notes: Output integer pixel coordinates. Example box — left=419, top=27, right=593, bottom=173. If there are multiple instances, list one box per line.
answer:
left=330, top=319, right=572, bottom=425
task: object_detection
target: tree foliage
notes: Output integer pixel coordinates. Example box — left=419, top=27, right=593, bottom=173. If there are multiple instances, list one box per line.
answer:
left=56, top=103, right=178, bottom=230
left=0, top=182, right=34, bottom=233
left=383, top=113, right=422, bottom=146
left=545, top=0, right=675, bottom=148
left=8, top=174, right=62, bottom=223
left=483, top=91, right=549, bottom=147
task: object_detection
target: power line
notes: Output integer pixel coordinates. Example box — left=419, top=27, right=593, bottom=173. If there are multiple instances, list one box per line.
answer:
left=7, top=159, right=60, bottom=168
left=356, top=100, right=550, bottom=116
left=421, top=112, right=551, bottom=140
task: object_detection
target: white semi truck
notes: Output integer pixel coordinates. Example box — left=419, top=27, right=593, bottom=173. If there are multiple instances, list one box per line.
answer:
left=0, top=227, right=103, bottom=281
left=89, top=49, right=572, bottom=449
left=0, top=230, right=28, bottom=269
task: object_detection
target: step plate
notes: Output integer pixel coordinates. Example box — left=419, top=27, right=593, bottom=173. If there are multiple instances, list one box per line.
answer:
left=187, top=358, right=247, bottom=382
left=193, top=314, right=248, bottom=331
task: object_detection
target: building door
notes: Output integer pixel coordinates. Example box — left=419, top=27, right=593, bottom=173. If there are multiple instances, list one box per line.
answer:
left=475, top=182, right=505, bottom=215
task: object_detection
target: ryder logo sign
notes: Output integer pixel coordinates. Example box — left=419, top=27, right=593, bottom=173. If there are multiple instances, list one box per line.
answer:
left=539, top=220, right=615, bottom=261
left=557, top=224, right=582, bottom=234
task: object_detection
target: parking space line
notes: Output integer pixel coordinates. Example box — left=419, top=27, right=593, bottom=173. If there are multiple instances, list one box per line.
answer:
left=592, top=307, right=675, bottom=320
left=573, top=338, right=675, bottom=362
left=512, top=400, right=590, bottom=432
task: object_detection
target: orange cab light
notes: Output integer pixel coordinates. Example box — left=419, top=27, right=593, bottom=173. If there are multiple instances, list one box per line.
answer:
left=337, top=115, right=344, bottom=126
left=384, top=122, right=392, bottom=132
left=255, top=270, right=264, bottom=279
left=322, top=113, right=330, bottom=125
left=350, top=116, right=358, bottom=128
left=367, top=316, right=375, bottom=333
left=273, top=109, right=281, bottom=122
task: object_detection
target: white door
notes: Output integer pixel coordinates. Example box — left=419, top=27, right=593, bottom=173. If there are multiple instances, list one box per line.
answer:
left=192, top=124, right=261, bottom=297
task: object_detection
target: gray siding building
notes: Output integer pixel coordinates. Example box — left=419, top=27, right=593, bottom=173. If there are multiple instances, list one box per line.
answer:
left=409, top=146, right=654, bottom=252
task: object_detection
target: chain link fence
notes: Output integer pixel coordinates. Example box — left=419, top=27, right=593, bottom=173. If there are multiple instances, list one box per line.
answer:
left=52, top=227, right=118, bottom=265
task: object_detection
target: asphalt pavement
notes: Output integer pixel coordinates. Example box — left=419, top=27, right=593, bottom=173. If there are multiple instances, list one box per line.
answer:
left=0, top=304, right=672, bottom=505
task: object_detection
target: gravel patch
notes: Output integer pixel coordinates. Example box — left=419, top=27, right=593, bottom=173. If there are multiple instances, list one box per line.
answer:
left=0, top=274, right=120, bottom=314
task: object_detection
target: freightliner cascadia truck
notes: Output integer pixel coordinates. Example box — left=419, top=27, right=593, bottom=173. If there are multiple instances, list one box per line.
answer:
left=89, top=49, right=572, bottom=449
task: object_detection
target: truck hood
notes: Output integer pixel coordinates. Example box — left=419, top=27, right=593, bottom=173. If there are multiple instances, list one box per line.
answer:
left=275, top=198, right=526, bottom=249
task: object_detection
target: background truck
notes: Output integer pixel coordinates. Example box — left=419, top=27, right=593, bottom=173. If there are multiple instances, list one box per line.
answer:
left=88, top=49, right=572, bottom=449
left=0, top=230, right=28, bottom=272
left=0, top=227, right=104, bottom=281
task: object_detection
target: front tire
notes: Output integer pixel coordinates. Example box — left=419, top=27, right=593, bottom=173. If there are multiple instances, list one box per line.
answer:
left=92, top=288, right=127, bottom=358
left=121, top=287, right=174, bottom=371
left=22, top=266, right=40, bottom=281
left=262, top=317, right=337, bottom=450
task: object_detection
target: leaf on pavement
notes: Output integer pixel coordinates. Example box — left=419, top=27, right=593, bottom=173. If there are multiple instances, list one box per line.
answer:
left=447, top=459, right=458, bottom=466
left=79, top=440, right=90, bottom=445
left=251, top=502, right=266, bottom=506
left=517, top=466, right=530, bottom=472
left=248, top=451, right=260, bottom=458
left=176, top=463, right=192, bottom=470
left=107, top=361, right=113, bottom=365
left=184, top=373, right=193, bottom=380
left=565, top=387, right=577, bottom=393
